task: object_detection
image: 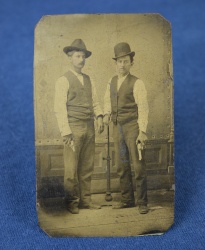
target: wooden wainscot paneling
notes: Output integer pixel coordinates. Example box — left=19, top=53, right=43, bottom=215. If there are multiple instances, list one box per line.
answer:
left=145, top=139, right=169, bottom=174
left=36, top=138, right=174, bottom=198
left=143, top=139, right=172, bottom=191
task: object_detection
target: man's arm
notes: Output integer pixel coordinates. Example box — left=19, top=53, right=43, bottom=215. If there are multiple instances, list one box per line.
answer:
left=133, top=79, right=149, bottom=146
left=103, top=82, right=112, bottom=125
left=54, top=76, right=72, bottom=137
left=91, top=79, right=104, bottom=133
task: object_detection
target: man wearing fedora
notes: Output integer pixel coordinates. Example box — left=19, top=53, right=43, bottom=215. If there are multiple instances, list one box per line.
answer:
left=103, top=42, right=149, bottom=214
left=54, top=39, right=104, bottom=214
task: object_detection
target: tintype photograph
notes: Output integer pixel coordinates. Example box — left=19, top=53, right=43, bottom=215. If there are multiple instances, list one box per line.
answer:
left=34, top=14, right=174, bottom=237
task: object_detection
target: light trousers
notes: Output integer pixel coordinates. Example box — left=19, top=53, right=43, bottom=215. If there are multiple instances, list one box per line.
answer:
left=63, top=120, right=95, bottom=206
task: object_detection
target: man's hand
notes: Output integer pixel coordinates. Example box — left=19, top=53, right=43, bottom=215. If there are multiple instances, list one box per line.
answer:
left=103, top=114, right=110, bottom=126
left=97, top=116, right=104, bottom=134
left=63, top=134, right=75, bottom=151
left=136, top=131, right=148, bottom=148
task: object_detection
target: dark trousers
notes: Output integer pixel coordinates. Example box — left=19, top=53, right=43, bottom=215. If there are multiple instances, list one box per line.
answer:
left=63, top=120, right=95, bottom=206
left=113, top=119, right=148, bottom=205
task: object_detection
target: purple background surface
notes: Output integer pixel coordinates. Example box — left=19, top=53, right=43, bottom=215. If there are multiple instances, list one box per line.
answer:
left=0, top=0, right=205, bottom=249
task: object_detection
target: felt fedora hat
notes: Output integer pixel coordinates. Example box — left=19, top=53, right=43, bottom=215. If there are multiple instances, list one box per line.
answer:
left=63, top=39, right=92, bottom=58
left=112, top=42, right=135, bottom=60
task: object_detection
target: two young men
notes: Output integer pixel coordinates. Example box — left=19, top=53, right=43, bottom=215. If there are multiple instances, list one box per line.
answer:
left=54, top=39, right=149, bottom=214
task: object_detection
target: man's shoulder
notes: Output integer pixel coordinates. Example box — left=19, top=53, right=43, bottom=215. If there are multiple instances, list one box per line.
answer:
left=129, top=73, right=139, bottom=81
left=63, top=70, right=73, bottom=78
left=109, top=75, right=118, bottom=84
left=62, top=70, right=90, bottom=80
left=56, top=75, right=68, bottom=86
left=82, top=72, right=91, bottom=79
left=57, top=73, right=68, bottom=80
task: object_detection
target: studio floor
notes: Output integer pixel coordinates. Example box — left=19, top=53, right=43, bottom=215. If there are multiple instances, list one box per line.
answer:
left=37, top=189, right=174, bottom=237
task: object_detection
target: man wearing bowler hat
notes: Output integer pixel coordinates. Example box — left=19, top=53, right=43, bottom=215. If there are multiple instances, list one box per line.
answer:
left=54, top=39, right=104, bottom=214
left=103, top=42, right=149, bottom=214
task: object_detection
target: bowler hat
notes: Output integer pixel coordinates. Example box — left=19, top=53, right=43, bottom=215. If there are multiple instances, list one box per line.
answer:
left=113, top=42, right=135, bottom=60
left=63, top=39, right=92, bottom=58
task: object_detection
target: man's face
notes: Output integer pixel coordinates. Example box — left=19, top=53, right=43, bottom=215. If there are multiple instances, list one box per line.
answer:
left=69, top=51, right=86, bottom=69
left=116, top=55, right=133, bottom=76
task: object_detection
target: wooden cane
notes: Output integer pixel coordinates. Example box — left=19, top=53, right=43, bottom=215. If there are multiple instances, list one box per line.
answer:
left=103, top=124, right=112, bottom=201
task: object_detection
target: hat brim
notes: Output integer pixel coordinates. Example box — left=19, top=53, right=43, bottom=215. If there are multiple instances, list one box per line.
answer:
left=112, top=51, right=135, bottom=60
left=63, top=46, right=92, bottom=58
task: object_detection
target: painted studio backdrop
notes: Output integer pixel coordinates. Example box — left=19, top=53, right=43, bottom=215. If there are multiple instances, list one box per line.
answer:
left=34, top=14, right=174, bottom=197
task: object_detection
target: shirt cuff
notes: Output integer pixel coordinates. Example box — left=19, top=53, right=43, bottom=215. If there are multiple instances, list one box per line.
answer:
left=60, top=126, right=72, bottom=137
left=97, top=114, right=103, bottom=119
left=94, top=110, right=103, bottom=119
left=138, top=122, right=147, bottom=133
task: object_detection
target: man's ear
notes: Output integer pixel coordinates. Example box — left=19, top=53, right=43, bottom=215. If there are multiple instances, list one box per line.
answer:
left=67, top=55, right=72, bottom=62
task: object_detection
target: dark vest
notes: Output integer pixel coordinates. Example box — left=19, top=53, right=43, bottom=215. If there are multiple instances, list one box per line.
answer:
left=110, top=73, right=138, bottom=125
left=64, top=70, right=94, bottom=122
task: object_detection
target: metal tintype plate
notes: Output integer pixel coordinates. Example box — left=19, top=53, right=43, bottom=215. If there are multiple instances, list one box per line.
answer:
left=34, top=13, right=174, bottom=237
